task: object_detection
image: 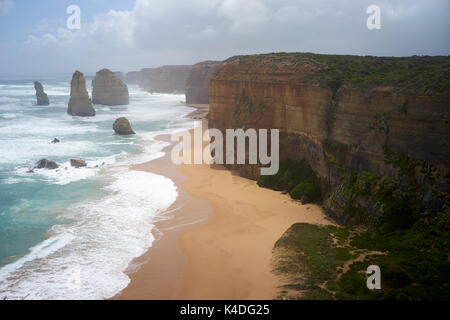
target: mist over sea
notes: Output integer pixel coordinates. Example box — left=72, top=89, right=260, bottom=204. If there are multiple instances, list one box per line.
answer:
left=0, top=73, right=194, bottom=299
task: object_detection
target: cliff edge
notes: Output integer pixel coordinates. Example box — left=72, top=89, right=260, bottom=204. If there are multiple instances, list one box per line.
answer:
left=209, top=53, right=450, bottom=223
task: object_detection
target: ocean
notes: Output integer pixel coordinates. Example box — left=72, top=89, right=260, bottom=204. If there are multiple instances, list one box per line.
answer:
left=0, top=73, right=195, bottom=299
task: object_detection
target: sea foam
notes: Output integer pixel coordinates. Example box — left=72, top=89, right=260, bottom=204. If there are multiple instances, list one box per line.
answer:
left=0, top=170, right=178, bottom=300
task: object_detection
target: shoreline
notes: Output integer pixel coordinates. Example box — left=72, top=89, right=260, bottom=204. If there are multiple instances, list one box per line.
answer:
left=115, top=104, right=333, bottom=300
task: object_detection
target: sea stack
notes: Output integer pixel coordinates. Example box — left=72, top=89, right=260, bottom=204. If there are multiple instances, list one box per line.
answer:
left=92, top=69, right=129, bottom=105
left=68, top=71, right=96, bottom=117
left=34, top=81, right=50, bottom=105
left=113, top=117, right=135, bottom=135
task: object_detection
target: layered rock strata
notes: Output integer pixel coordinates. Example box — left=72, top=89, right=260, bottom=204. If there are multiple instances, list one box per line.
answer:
left=92, top=69, right=129, bottom=105
left=209, top=53, right=450, bottom=222
left=68, top=71, right=95, bottom=117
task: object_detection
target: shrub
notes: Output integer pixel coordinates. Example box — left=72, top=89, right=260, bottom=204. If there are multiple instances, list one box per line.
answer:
left=258, top=159, right=323, bottom=203
left=290, top=181, right=321, bottom=203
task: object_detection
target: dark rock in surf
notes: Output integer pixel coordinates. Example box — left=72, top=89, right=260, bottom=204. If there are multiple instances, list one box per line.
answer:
left=34, top=159, right=58, bottom=170
left=70, top=159, right=87, bottom=168
left=34, top=81, right=50, bottom=106
left=113, top=117, right=135, bottom=135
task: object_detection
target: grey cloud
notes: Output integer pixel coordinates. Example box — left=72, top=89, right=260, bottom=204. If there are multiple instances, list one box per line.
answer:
left=2, top=0, right=449, bottom=74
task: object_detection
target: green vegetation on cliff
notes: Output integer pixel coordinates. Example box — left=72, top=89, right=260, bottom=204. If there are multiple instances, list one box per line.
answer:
left=257, top=160, right=322, bottom=203
left=275, top=210, right=450, bottom=300
left=274, top=144, right=449, bottom=300
left=274, top=223, right=356, bottom=300
left=228, top=52, right=450, bottom=94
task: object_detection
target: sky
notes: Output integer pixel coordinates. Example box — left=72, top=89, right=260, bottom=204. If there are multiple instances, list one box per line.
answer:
left=0, top=0, right=449, bottom=74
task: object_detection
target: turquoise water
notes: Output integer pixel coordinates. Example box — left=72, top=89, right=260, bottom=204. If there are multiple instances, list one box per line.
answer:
left=0, top=74, right=194, bottom=299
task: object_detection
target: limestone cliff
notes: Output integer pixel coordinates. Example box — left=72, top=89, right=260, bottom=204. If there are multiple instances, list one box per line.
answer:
left=186, top=61, right=222, bottom=104
left=126, top=71, right=140, bottom=84
left=34, top=81, right=49, bottom=105
left=139, top=65, right=192, bottom=93
left=92, top=69, right=129, bottom=105
left=68, top=71, right=95, bottom=117
left=209, top=53, right=450, bottom=223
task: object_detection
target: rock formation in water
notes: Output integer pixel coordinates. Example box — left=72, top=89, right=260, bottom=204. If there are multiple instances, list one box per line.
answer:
left=34, top=159, right=58, bottom=170
left=68, top=71, right=96, bottom=117
left=92, top=69, right=129, bottom=105
left=186, top=61, right=222, bottom=104
left=34, top=81, right=50, bottom=105
left=139, top=65, right=192, bottom=93
left=51, top=138, right=60, bottom=143
left=70, top=159, right=87, bottom=168
left=209, top=53, right=450, bottom=223
left=113, top=117, right=135, bottom=135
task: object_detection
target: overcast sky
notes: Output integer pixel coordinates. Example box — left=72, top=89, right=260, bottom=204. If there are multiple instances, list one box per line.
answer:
left=0, top=0, right=449, bottom=74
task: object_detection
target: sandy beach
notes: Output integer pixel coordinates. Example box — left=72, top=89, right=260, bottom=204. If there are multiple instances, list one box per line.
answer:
left=116, top=105, right=332, bottom=300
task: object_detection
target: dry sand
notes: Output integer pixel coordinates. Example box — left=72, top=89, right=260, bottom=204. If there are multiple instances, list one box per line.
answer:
left=115, top=107, right=332, bottom=300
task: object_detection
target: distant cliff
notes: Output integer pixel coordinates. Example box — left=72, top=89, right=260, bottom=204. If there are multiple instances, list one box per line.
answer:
left=139, top=65, right=192, bottom=94
left=125, top=71, right=140, bottom=84
left=186, top=61, right=222, bottom=104
left=209, top=53, right=450, bottom=223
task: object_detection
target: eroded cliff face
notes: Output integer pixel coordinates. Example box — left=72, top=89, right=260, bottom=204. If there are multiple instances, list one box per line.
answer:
left=139, top=65, right=192, bottom=94
left=186, top=61, right=222, bottom=104
left=209, top=54, right=450, bottom=222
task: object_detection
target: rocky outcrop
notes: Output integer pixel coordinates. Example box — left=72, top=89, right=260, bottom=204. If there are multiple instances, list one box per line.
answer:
left=113, top=117, right=135, bottom=135
left=139, top=65, right=192, bottom=93
left=71, top=159, right=87, bottom=168
left=209, top=53, right=450, bottom=222
left=68, top=71, right=96, bottom=117
left=34, top=81, right=49, bottom=105
left=34, top=159, right=58, bottom=170
left=186, top=61, right=222, bottom=104
left=51, top=138, right=60, bottom=143
left=92, top=69, right=129, bottom=105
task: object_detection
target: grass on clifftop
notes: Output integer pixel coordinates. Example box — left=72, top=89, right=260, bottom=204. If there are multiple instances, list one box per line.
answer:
left=227, top=52, right=450, bottom=94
